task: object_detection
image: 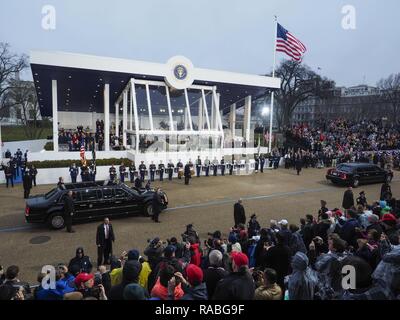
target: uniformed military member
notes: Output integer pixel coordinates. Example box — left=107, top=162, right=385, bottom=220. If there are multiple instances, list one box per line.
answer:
left=11, top=157, right=18, bottom=180
left=220, top=157, right=225, bottom=176
left=69, top=163, right=79, bottom=183
left=29, top=165, right=38, bottom=186
left=20, top=160, right=27, bottom=176
left=260, top=154, right=265, bottom=173
left=139, top=161, right=146, bottom=182
left=81, top=165, right=90, bottom=182
left=109, top=164, right=117, bottom=182
left=227, top=160, right=233, bottom=175
left=129, top=161, right=136, bottom=183
left=89, top=162, right=96, bottom=181
left=195, top=156, right=202, bottom=177
left=212, top=158, right=218, bottom=176
left=158, top=161, right=165, bottom=181
left=177, top=159, right=184, bottom=179
left=119, top=162, right=126, bottom=183
left=167, top=160, right=174, bottom=181
left=204, top=157, right=210, bottom=177
left=149, top=161, right=156, bottom=182
left=184, top=161, right=191, bottom=185
left=255, top=155, right=260, bottom=173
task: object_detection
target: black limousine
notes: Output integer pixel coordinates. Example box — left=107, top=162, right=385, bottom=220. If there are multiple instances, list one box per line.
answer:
left=326, top=163, right=392, bottom=187
left=25, top=181, right=168, bottom=229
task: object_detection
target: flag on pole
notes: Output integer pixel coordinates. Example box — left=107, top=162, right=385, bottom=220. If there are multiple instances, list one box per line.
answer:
left=80, top=145, right=86, bottom=167
left=276, top=23, right=306, bottom=61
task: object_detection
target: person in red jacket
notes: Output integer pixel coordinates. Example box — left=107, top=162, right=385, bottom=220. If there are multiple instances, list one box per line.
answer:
left=188, top=237, right=202, bottom=267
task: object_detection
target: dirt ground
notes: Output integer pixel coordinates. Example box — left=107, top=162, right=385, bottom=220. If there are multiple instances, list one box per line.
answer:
left=0, top=167, right=398, bottom=284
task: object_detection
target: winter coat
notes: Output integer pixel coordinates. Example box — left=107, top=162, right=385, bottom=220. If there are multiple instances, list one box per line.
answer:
left=203, top=267, right=229, bottom=299
left=254, top=283, right=282, bottom=300
left=181, top=282, right=208, bottom=300
left=212, top=268, right=255, bottom=300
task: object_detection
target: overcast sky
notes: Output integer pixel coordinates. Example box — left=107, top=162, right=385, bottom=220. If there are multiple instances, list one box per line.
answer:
left=1, top=0, right=399, bottom=87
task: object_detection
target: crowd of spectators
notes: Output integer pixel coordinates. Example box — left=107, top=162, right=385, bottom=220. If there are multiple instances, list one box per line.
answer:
left=58, top=120, right=105, bottom=151
left=1, top=185, right=399, bottom=300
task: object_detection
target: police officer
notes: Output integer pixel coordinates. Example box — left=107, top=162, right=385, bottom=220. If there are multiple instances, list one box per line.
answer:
left=149, top=161, right=156, bottom=182
left=109, top=164, right=117, bottom=182
left=167, top=160, right=174, bottom=181
left=29, top=165, right=38, bottom=186
left=204, top=157, right=210, bottom=177
left=129, top=161, right=136, bottom=183
left=139, top=161, right=146, bottom=182
left=158, top=161, right=165, bottom=181
left=20, top=160, right=26, bottom=177
left=69, top=163, right=79, bottom=183
left=119, top=162, right=126, bottom=183
left=212, top=158, right=218, bottom=176
left=177, top=159, right=183, bottom=179
left=260, top=154, right=265, bottom=173
left=220, top=157, right=225, bottom=176
left=195, top=156, right=202, bottom=177
left=89, top=162, right=96, bottom=181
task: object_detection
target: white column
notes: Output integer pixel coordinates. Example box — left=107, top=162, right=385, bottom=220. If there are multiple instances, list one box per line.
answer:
left=211, top=93, right=215, bottom=130
left=129, top=86, right=133, bottom=131
left=104, top=83, right=110, bottom=151
left=52, top=80, right=59, bottom=152
left=184, top=89, right=193, bottom=131
left=130, top=79, right=140, bottom=153
left=201, top=89, right=211, bottom=130
left=145, top=84, right=154, bottom=131
left=229, top=103, right=236, bottom=137
left=165, top=86, right=174, bottom=131
left=123, top=90, right=128, bottom=147
left=115, top=102, right=119, bottom=138
left=243, top=95, right=252, bottom=143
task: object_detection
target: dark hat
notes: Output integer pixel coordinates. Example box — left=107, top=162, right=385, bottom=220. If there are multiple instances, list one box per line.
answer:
left=123, top=260, right=142, bottom=283
left=359, top=191, right=365, bottom=195
left=127, top=249, right=140, bottom=261
left=163, top=245, right=176, bottom=257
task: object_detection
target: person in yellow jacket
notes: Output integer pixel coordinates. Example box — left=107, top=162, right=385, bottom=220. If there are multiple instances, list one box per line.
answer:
left=110, top=250, right=152, bottom=290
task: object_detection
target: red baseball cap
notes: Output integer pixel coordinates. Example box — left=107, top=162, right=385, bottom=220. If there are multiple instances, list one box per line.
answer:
left=231, top=251, right=249, bottom=268
left=381, top=213, right=397, bottom=223
left=74, top=273, right=94, bottom=287
left=186, top=264, right=203, bottom=285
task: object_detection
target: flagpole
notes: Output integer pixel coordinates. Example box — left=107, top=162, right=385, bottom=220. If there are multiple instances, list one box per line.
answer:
left=268, top=15, right=278, bottom=154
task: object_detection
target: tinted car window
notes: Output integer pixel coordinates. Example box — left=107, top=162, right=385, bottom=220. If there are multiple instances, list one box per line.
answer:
left=337, top=165, right=353, bottom=173
left=115, top=189, right=128, bottom=199
left=45, top=188, right=58, bottom=199
left=81, top=189, right=99, bottom=201
left=102, top=188, right=114, bottom=199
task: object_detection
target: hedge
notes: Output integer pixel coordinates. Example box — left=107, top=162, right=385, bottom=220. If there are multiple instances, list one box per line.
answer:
left=44, top=142, right=54, bottom=151
left=29, top=158, right=131, bottom=169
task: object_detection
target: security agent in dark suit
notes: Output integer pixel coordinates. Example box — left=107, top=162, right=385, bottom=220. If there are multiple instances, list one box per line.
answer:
left=22, top=171, right=32, bottom=199
left=158, top=161, right=165, bottom=181
left=260, top=155, right=265, bottom=173
left=220, top=158, right=225, bottom=176
left=64, top=190, right=75, bottom=233
left=152, top=188, right=164, bottom=223
left=96, top=217, right=115, bottom=266
left=139, top=161, right=146, bottom=181
left=196, top=156, right=202, bottom=177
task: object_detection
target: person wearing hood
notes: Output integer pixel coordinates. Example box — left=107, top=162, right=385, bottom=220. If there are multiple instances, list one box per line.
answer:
left=68, top=247, right=93, bottom=274
left=380, top=213, right=399, bottom=245
left=380, top=182, right=392, bottom=201
left=177, top=264, right=208, bottom=300
left=339, top=209, right=361, bottom=248
left=212, top=252, right=255, bottom=300
left=342, top=186, right=354, bottom=211
left=109, top=260, right=142, bottom=300
left=254, top=268, right=283, bottom=300
left=188, top=237, right=202, bottom=267
left=288, top=224, right=307, bottom=255
left=287, top=252, right=318, bottom=300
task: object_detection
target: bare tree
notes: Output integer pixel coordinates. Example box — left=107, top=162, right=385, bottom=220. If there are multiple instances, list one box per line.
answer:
left=9, top=80, right=44, bottom=139
left=0, top=43, right=28, bottom=119
left=273, top=60, right=334, bottom=130
left=377, top=73, right=400, bottom=123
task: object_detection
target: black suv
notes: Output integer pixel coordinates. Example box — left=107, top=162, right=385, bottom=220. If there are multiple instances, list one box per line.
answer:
left=326, top=163, right=392, bottom=187
left=25, top=181, right=168, bottom=229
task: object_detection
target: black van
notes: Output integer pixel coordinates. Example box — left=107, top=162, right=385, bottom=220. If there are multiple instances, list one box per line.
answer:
left=25, top=181, right=168, bottom=229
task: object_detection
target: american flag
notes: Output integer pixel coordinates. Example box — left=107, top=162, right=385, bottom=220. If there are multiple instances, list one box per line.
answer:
left=276, top=23, right=306, bottom=61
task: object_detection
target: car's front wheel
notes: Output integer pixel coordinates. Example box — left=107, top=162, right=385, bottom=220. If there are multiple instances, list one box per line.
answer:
left=47, top=212, right=65, bottom=230
left=144, top=203, right=154, bottom=217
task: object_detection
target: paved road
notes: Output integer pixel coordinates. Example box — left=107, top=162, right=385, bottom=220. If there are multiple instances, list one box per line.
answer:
left=0, top=168, right=398, bottom=284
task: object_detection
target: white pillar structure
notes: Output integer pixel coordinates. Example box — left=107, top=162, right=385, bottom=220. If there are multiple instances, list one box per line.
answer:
left=115, top=102, right=119, bottom=138
left=201, top=89, right=211, bottom=130
left=229, top=103, right=236, bottom=138
left=104, top=83, right=110, bottom=151
left=123, top=90, right=128, bottom=147
left=184, top=89, right=193, bottom=131
left=129, top=86, right=133, bottom=131
left=243, top=95, right=252, bottom=143
left=130, top=79, right=140, bottom=153
left=52, top=80, right=59, bottom=152
left=198, top=98, right=204, bottom=130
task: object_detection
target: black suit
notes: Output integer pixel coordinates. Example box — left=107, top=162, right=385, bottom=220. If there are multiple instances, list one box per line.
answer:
left=63, top=195, right=75, bottom=232
left=96, top=223, right=115, bottom=266
left=234, top=202, right=246, bottom=227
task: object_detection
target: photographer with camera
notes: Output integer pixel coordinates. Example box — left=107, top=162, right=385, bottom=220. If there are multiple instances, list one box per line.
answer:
left=0, top=265, right=32, bottom=300
left=74, top=272, right=107, bottom=300
left=144, top=237, right=165, bottom=270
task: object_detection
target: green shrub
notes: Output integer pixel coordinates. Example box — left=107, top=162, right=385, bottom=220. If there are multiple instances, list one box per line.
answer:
left=29, top=158, right=131, bottom=169
left=44, top=142, right=54, bottom=151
